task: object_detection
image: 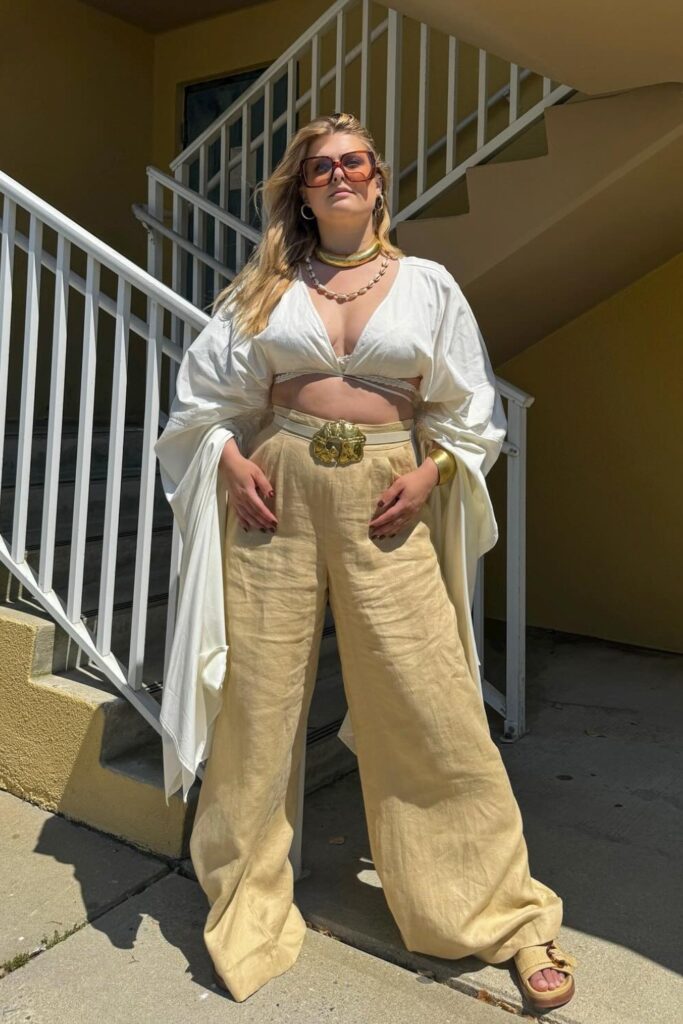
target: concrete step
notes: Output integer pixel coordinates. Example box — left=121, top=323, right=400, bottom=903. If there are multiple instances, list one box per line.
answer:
left=0, top=469, right=172, bottom=545
left=0, top=595, right=355, bottom=858
left=0, top=605, right=191, bottom=857
left=23, top=525, right=173, bottom=612
left=0, top=566, right=171, bottom=680
left=83, top=594, right=170, bottom=682
left=1, top=420, right=146, bottom=480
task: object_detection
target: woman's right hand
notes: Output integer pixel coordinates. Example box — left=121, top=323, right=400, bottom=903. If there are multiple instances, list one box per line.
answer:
left=219, top=438, right=278, bottom=532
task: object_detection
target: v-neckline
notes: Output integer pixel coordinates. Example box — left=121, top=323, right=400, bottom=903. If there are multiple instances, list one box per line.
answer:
left=297, top=257, right=405, bottom=368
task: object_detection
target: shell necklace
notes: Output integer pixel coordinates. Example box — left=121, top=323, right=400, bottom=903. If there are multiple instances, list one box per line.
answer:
left=303, top=251, right=397, bottom=305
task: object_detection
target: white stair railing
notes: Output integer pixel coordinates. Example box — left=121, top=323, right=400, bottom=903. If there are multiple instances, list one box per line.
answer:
left=0, top=168, right=206, bottom=737
left=134, top=0, right=573, bottom=305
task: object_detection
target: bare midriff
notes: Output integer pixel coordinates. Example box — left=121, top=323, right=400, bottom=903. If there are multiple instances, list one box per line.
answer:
left=269, top=373, right=421, bottom=423
left=270, top=256, right=420, bottom=422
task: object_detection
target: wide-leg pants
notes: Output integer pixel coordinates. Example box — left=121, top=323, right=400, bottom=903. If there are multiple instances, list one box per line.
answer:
left=189, top=404, right=563, bottom=1002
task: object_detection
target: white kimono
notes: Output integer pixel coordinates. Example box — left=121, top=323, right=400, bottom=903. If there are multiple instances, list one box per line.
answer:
left=154, top=255, right=508, bottom=804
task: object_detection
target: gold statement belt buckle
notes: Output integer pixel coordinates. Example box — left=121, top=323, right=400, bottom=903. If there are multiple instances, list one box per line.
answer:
left=311, top=419, right=367, bottom=465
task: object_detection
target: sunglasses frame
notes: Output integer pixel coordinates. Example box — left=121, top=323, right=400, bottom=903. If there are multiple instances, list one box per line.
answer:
left=299, top=149, right=377, bottom=187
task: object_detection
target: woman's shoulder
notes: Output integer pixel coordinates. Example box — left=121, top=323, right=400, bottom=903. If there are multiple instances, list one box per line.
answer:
left=400, top=255, right=461, bottom=293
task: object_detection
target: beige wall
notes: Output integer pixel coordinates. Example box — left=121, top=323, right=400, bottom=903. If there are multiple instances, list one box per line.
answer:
left=0, top=0, right=154, bottom=268
left=486, top=252, right=683, bottom=654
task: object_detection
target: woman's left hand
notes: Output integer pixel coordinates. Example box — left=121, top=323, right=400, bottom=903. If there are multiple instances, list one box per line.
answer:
left=368, top=459, right=440, bottom=539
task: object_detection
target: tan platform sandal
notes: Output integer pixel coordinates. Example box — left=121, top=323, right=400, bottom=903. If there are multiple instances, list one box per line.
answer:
left=513, top=939, right=578, bottom=1013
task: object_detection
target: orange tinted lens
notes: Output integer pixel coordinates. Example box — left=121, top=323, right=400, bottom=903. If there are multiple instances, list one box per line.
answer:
left=305, top=159, right=330, bottom=184
left=341, top=151, right=373, bottom=178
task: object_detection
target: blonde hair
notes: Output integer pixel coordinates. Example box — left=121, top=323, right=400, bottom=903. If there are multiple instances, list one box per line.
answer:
left=211, top=111, right=404, bottom=337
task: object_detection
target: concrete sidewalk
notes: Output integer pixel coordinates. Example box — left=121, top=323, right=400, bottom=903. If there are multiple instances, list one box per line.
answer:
left=0, top=791, right=515, bottom=1024
left=1, top=627, right=681, bottom=1021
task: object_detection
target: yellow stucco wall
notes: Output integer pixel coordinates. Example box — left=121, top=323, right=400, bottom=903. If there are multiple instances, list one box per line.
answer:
left=0, top=0, right=154, bottom=268
left=487, top=252, right=683, bottom=654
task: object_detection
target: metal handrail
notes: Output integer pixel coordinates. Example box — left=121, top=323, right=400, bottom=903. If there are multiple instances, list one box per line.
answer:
left=0, top=170, right=208, bottom=748
left=0, top=171, right=205, bottom=334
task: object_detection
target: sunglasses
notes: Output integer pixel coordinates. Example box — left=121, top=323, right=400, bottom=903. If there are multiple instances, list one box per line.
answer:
left=299, top=149, right=377, bottom=187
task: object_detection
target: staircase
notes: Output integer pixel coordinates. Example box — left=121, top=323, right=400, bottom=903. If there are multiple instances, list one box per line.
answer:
left=132, top=0, right=574, bottom=311
left=398, top=81, right=683, bottom=363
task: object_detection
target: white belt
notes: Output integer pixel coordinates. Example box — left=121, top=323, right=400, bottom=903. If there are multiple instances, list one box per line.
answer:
left=273, top=413, right=412, bottom=445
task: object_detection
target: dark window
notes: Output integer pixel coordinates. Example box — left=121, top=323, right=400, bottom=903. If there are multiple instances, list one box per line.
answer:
left=180, top=67, right=296, bottom=306
left=183, top=68, right=265, bottom=150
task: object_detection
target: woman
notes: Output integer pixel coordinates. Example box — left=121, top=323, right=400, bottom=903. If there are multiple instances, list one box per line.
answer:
left=154, top=112, right=578, bottom=1012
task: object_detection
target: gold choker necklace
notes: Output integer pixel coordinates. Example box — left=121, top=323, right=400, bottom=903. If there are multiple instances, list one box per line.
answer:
left=314, top=239, right=382, bottom=267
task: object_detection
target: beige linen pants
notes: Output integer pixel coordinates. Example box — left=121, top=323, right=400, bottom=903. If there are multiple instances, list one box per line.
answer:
left=189, top=404, right=563, bottom=1002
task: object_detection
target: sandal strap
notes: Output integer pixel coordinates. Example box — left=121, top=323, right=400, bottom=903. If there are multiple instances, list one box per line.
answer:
left=514, top=941, right=578, bottom=980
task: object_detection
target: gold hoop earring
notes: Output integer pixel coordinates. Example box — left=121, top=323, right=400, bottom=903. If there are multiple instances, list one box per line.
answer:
left=374, top=194, right=384, bottom=213
left=300, top=202, right=316, bottom=221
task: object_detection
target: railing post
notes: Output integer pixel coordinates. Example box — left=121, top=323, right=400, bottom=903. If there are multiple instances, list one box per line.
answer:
left=97, top=277, right=130, bottom=657
left=67, top=256, right=99, bottom=624
left=416, top=23, right=430, bottom=199
left=504, top=398, right=528, bottom=740
left=286, top=57, right=296, bottom=144
left=192, top=146, right=208, bottom=308
left=128, top=297, right=163, bottom=690
left=147, top=174, right=164, bottom=282
left=508, top=62, right=521, bottom=123
left=238, top=102, right=251, bottom=272
left=385, top=9, right=403, bottom=218
left=12, top=213, right=42, bottom=564
left=0, top=196, right=16, bottom=493
left=334, top=10, right=346, bottom=113
left=477, top=48, right=489, bottom=151
left=446, top=36, right=460, bottom=174
left=39, top=233, right=71, bottom=594
left=310, top=32, right=320, bottom=121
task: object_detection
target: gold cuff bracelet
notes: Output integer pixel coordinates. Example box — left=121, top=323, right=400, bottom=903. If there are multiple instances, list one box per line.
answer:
left=427, top=446, right=457, bottom=485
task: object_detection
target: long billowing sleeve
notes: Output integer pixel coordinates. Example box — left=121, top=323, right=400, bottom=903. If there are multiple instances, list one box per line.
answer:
left=154, top=306, right=272, bottom=804
left=416, top=268, right=507, bottom=567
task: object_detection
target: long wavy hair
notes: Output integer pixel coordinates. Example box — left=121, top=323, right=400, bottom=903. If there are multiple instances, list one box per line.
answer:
left=211, top=111, right=405, bottom=336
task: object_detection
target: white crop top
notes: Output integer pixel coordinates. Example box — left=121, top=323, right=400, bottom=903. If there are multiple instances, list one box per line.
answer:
left=198, top=255, right=502, bottom=448
left=269, top=262, right=421, bottom=402
left=162, top=253, right=508, bottom=527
